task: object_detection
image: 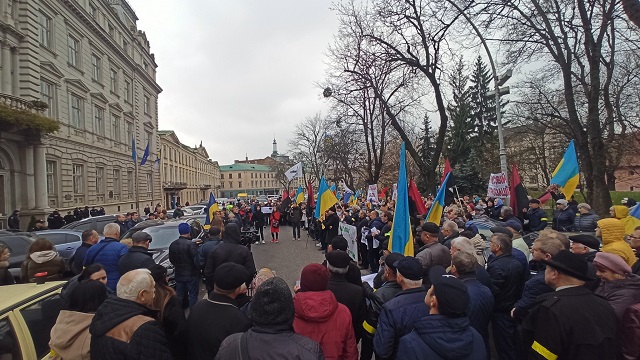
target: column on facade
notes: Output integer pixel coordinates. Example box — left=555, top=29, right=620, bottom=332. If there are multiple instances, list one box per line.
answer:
left=11, top=47, right=18, bottom=95
left=34, top=145, right=48, bottom=209
left=1, top=43, right=11, bottom=95
left=25, top=146, right=35, bottom=209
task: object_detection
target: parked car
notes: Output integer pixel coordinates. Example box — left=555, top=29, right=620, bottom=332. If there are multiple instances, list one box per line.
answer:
left=186, top=205, right=207, bottom=215
left=166, top=208, right=194, bottom=219
left=256, top=196, right=268, bottom=203
left=120, top=218, right=205, bottom=286
left=33, top=229, right=103, bottom=264
left=0, top=281, right=66, bottom=359
left=0, top=231, right=36, bottom=282
left=61, top=215, right=117, bottom=235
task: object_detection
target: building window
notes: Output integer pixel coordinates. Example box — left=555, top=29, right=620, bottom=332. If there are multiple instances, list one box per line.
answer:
left=123, top=40, right=129, bottom=55
left=91, top=54, right=101, bottom=81
left=112, top=114, right=120, bottom=142
left=125, top=120, right=133, bottom=143
left=143, top=61, right=149, bottom=72
left=94, top=105, right=104, bottom=135
left=89, top=2, right=97, bottom=19
left=127, top=170, right=134, bottom=196
left=96, top=166, right=105, bottom=194
left=113, top=169, right=121, bottom=194
left=228, top=174, right=232, bottom=179
left=68, top=35, right=79, bottom=67
left=238, top=182, right=242, bottom=188
left=143, top=95, right=150, bottom=114
left=38, top=12, right=51, bottom=48
left=110, top=68, right=118, bottom=93
left=73, top=164, right=84, bottom=194
left=46, top=160, right=57, bottom=196
left=107, top=22, right=114, bottom=37
left=228, top=181, right=233, bottom=188
left=238, top=173, right=242, bottom=179
left=146, top=173, right=153, bottom=192
left=70, top=94, right=83, bottom=128
left=220, top=174, right=224, bottom=179
left=40, top=81, right=54, bottom=118
left=145, top=131, right=152, bottom=147
left=221, top=182, right=224, bottom=189
left=124, top=80, right=131, bottom=103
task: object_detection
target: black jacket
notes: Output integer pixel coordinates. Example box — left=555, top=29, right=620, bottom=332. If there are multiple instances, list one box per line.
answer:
left=327, top=273, right=366, bottom=340
left=63, top=214, right=76, bottom=225
left=47, top=213, right=65, bottom=229
left=362, top=280, right=402, bottom=336
left=522, top=286, right=618, bottom=360
left=169, top=236, right=200, bottom=279
left=253, top=209, right=265, bottom=227
left=162, top=296, right=188, bottom=360
left=290, top=206, right=303, bottom=223
left=572, top=212, right=600, bottom=232
left=323, top=213, right=340, bottom=243
left=552, top=208, right=575, bottom=232
left=204, top=223, right=256, bottom=290
left=525, top=207, right=548, bottom=232
left=118, top=246, right=156, bottom=275
left=486, top=253, right=525, bottom=313
left=512, top=270, right=553, bottom=322
left=215, top=324, right=324, bottom=360
left=89, top=297, right=173, bottom=360
left=8, top=213, right=19, bottom=230
left=187, top=293, right=252, bottom=360
left=70, top=242, right=93, bottom=275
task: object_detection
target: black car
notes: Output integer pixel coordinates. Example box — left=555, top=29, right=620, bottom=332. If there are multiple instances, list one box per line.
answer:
left=0, top=231, right=36, bottom=282
left=61, top=215, right=117, bottom=235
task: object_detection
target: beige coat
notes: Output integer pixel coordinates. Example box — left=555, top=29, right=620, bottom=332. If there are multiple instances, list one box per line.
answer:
left=47, top=310, right=94, bottom=360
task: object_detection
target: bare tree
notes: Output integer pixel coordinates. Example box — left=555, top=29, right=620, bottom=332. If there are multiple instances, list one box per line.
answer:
left=288, top=113, right=330, bottom=183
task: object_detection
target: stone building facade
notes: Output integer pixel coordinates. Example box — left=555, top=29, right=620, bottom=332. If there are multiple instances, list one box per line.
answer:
left=159, top=130, right=220, bottom=208
left=0, top=0, right=162, bottom=227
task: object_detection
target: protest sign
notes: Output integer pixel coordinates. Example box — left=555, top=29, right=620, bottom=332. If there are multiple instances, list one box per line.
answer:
left=339, top=223, right=358, bottom=261
left=367, top=184, right=379, bottom=204
left=487, top=172, right=510, bottom=198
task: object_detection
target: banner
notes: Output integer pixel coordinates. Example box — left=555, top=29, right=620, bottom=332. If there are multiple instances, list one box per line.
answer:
left=392, top=183, right=398, bottom=201
left=338, top=223, right=358, bottom=261
left=261, top=206, right=273, bottom=214
left=487, top=172, right=510, bottom=198
left=367, top=184, right=379, bottom=204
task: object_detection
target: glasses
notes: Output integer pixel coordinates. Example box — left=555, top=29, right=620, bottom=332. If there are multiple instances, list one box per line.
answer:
left=629, top=235, right=640, bottom=240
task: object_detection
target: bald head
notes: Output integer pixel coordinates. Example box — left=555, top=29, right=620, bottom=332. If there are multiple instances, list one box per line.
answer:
left=117, top=269, right=155, bottom=306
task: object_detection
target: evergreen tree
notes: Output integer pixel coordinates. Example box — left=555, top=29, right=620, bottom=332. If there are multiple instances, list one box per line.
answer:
left=417, top=114, right=436, bottom=194
left=444, top=58, right=473, bottom=167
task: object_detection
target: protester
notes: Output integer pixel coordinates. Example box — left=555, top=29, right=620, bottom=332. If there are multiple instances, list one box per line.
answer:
left=252, top=205, right=266, bottom=244
left=621, top=303, right=640, bottom=360
left=204, top=223, right=256, bottom=292
left=118, top=232, right=155, bottom=275
left=524, top=199, right=547, bottom=232
left=90, top=269, right=173, bottom=360
left=70, top=230, right=99, bottom=275
left=114, top=214, right=129, bottom=235
left=449, top=237, right=491, bottom=289
left=61, top=263, right=109, bottom=307
left=293, top=263, right=357, bottom=360
left=20, top=238, right=66, bottom=283
left=610, top=204, right=638, bottom=235
left=597, top=218, right=637, bottom=266
left=49, top=280, right=108, bottom=360
left=270, top=207, right=281, bottom=243
left=326, top=250, right=366, bottom=342
left=630, top=226, right=640, bottom=275
left=150, top=264, right=187, bottom=360
left=521, top=250, right=618, bottom=360
left=47, top=210, right=65, bottom=229
left=173, top=205, right=185, bottom=219
left=499, top=206, right=523, bottom=233
left=324, top=236, right=362, bottom=286
left=169, top=222, right=200, bottom=308
left=489, top=226, right=530, bottom=276
left=396, top=265, right=486, bottom=360
left=364, top=210, right=384, bottom=272
left=84, top=223, right=128, bottom=291
left=572, top=203, right=600, bottom=232
left=592, top=251, right=640, bottom=319
left=440, top=220, right=460, bottom=248
left=216, top=277, right=324, bottom=360
left=552, top=199, right=575, bottom=232
left=240, top=267, right=276, bottom=318
left=374, top=257, right=429, bottom=359
left=0, top=244, right=15, bottom=286
left=322, top=206, right=340, bottom=252
left=414, top=222, right=451, bottom=285
left=197, top=226, right=222, bottom=268
left=291, top=202, right=303, bottom=240
left=188, top=263, right=252, bottom=359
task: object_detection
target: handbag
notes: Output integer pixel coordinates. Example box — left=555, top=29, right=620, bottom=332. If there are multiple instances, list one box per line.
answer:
left=272, top=220, right=279, bottom=228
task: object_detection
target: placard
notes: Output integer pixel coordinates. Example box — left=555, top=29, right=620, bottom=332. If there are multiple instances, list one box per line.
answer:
left=338, top=223, right=358, bottom=261
left=487, top=172, right=510, bottom=198
left=367, top=184, right=379, bottom=204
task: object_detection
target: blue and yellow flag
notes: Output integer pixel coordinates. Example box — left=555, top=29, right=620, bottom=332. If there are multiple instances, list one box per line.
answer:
left=314, top=177, right=339, bottom=220
left=294, top=185, right=305, bottom=204
left=427, top=172, right=451, bottom=225
left=388, top=143, right=414, bottom=256
left=550, top=140, right=580, bottom=199
left=204, top=193, right=219, bottom=230
left=349, top=191, right=359, bottom=207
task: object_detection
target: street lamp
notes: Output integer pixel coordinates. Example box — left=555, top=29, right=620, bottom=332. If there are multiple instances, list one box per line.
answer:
left=445, top=0, right=511, bottom=175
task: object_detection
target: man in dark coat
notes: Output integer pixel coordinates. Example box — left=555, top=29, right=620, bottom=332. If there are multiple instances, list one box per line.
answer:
left=126, top=211, right=141, bottom=230
left=197, top=226, right=222, bottom=268
left=322, top=206, right=340, bottom=251
left=487, top=232, right=524, bottom=360
left=173, top=205, right=185, bottom=219
left=451, top=251, right=494, bottom=358
left=415, top=222, right=451, bottom=286
left=187, top=263, right=252, bottom=360
left=169, top=223, right=200, bottom=308
left=325, top=250, right=366, bottom=342
left=252, top=206, right=266, bottom=244
left=364, top=210, right=385, bottom=272
left=524, top=199, right=548, bottom=232
left=63, top=211, right=76, bottom=225
left=552, top=199, right=575, bottom=232
left=90, top=207, right=99, bottom=217
left=47, top=210, right=65, bottom=229
left=73, top=207, right=82, bottom=221
left=522, top=250, right=618, bottom=360
left=89, top=269, right=173, bottom=360
left=290, top=202, right=303, bottom=240
left=7, top=210, right=19, bottom=230
left=324, top=236, right=362, bottom=286
left=114, top=214, right=128, bottom=235
left=216, top=277, right=324, bottom=360
left=70, top=229, right=99, bottom=275
left=118, top=232, right=156, bottom=274
left=374, top=257, right=429, bottom=359
left=204, top=223, right=257, bottom=292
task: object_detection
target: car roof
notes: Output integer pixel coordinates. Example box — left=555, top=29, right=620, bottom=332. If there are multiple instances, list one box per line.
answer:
left=34, top=229, right=84, bottom=234
left=0, top=282, right=66, bottom=314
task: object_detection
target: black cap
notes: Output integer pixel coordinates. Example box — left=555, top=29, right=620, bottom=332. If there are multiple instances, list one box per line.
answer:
left=394, top=257, right=423, bottom=281
left=384, top=253, right=405, bottom=271
left=529, top=198, right=541, bottom=204
left=419, top=222, right=440, bottom=234
left=325, top=250, right=351, bottom=269
left=541, top=250, right=594, bottom=281
left=330, top=236, right=348, bottom=251
left=214, top=263, right=250, bottom=290
left=568, top=234, right=601, bottom=251
left=428, top=266, right=469, bottom=318
left=490, top=226, right=512, bottom=237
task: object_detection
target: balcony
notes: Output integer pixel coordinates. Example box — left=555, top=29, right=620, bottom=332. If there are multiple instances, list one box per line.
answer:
left=163, top=181, right=188, bottom=190
left=0, top=93, right=59, bottom=135
left=199, top=184, right=212, bottom=190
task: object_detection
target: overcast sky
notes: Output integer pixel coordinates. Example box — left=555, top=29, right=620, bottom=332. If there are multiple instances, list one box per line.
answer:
left=128, top=0, right=337, bottom=165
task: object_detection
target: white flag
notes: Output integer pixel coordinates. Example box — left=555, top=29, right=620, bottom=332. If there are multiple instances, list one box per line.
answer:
left=285, top=162, right=303, bottom=181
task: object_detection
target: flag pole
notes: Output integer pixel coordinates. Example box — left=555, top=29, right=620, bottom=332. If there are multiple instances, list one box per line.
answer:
left=134, top=140, right=140, bottom=213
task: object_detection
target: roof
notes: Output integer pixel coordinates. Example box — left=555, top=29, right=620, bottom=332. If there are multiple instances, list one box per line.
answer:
left=0, top=282, right=66, bottom=314
left=219, top=163, right=272, bottom=171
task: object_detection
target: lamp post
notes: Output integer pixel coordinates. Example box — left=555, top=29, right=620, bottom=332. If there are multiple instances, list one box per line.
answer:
left=445, top=0, right=510, bottom=175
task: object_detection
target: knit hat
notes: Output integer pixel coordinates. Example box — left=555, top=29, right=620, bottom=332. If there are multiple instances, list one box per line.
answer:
left=178, top=223, right=191, bottom=235
left=556, top=199, right=568, bottom=206
left=325, top=250, right=351, bottom=269
left=214, top=263, right=249, bottom=290
left=299, top=263, right=329, bottom=292
left=429, top=266, right=470, bottom=318
left=593, top=252, right=632, bottom=275
left=250, top=277, right=294, bottom=326
left=330, top=236, right=348, bottom=251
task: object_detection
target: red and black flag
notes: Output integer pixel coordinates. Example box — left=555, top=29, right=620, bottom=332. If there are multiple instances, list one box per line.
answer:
left=509, top=164, right=530, bottom=220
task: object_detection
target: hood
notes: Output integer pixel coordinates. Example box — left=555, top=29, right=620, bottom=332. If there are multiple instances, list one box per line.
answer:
left=470, top=234, right=486, bottom=252
left=597, top=218, right=626, bottom=246
left=49, top=310, right=93, bottom=352
left=413, top=315, right=476, bottom=359
left=598, top=274, right=640, bottom=295
left=89, top=297, right=155, bottom=337
left=496, top=199, right=503, bottom=207
left=30, top=250, right=58, bottom=263
left=612, top=205, right=629, bottom=219
left=293, top=290, right=338, bottom=322
left=222, top=223, right=242, bottom=244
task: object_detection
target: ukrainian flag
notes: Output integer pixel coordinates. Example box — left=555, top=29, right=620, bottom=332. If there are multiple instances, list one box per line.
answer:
left=314, top=177, right=339, bottom=220
left=426, top=172, right=451, bottom=225
left=388, top=143, right=414, bottom=256
left=549, top=140, right=580, bottom=199
left=204, top=193, right=219, bottom=230
left=294, top=185, right=305, bottom=204
left=349, top=191, right=359, bottom=207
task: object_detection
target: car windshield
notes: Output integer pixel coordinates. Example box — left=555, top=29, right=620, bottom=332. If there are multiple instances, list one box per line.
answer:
left=145, top=226, right=180, bottom=249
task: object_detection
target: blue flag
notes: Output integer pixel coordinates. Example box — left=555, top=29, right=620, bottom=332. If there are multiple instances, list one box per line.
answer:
left=388, top=142, right=414, bottom=256
left=140, top=142, right=150, bottom=166
left=131, top=136, right=137, bottom=163
left=204, top=193, right=219, bottom=228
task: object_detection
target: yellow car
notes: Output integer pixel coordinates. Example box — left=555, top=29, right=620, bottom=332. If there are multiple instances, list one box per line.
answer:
left=0, top=281, right=66, bottom=359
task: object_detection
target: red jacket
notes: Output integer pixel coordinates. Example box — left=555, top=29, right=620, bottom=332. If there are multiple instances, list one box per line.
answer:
left=293, top=290, right=358, bottom=360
